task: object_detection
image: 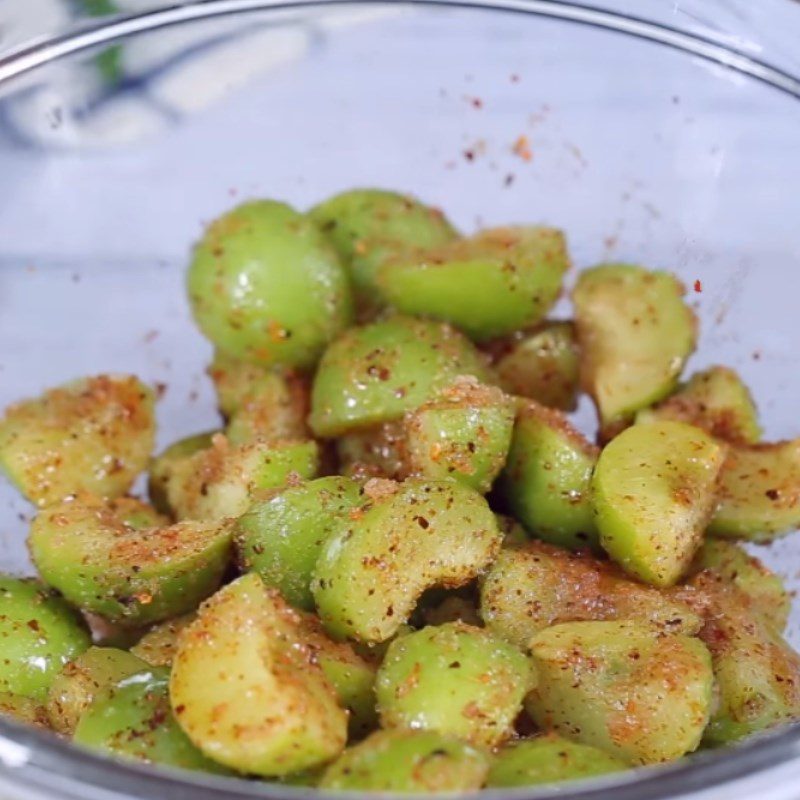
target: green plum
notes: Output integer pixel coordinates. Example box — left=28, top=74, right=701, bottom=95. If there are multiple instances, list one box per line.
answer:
left=208, top=350, right=309, bottom=445
left=165, top=435, right=319, bottom=522
left=74, top=667, right=227, bottom=773
left=708, top=439, right=800, bottom=541
left=0, top=576, right=89, bottom=700
left=376, top=622, right=532, bottom=747
left=235, top=476, right=363, bottom=610
left=148, top=431, right=216, bottom=515
left=47, top=647, right=149, bottom=735
left=691, top=539, right=790, bottom=633
left=378, top=226, right=569, bottom=341
left=527, top=621, right=713, bottom=765
left=0, top=693, right=50, bottom=729
left=495, top=321, right=580, bottom=411
left=498, top=400, right=599, bottom=551
left=312, top=478, right=502, bottom=643
left=309, top=316, right=492, bottom=437
left=480, top=542, right=701, bottom=649
left=685, top=573, right=800, bottom=745
left=405, top=378, right=515, bottom=493
left=30, top=494, right=232, bottom=626
left=130, top=614, right=196, bottom=668
left=0, top=375, right=155, bottom=507
left=309, top=188, right=458, bottom=314
left=487, top=734, right=627, bottom=787
left=593, top=420, right=726, bottom=587
left=573, top=264, right=696, bottom=433
left=187, top=200, right=353, bottom=369
left=319, top=729, right=489, bottom=792
left=170, top=574, right=347, bottom=776
left=637, top=366, right=761, bottom=444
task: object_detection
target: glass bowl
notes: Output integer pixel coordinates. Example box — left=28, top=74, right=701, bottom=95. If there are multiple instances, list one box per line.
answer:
left=1, top=1, right=800, bottom=797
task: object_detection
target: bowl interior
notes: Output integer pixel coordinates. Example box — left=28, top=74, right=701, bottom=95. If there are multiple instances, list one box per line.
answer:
left=0, top=1, right=799, bottom=795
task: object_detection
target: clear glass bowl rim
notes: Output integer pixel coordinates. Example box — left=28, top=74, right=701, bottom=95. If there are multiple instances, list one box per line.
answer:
left=1, top=1, right=800, bottom=798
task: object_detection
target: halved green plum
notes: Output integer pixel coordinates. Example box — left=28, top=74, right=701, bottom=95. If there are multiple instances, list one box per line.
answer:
left=593, top=420, right=726, bottom=587
left=487, top=734, right=627, bottom=787
left=74, top=667, right=227, bottom=773
left=0, top=576, right=90, bottom=700
left=309, top=189, right=458, bottom=314
left=30, top=494, right=232, bottom=626
left=638, top=366, right=761, bottom=444
left=495, top=321, right=580, bottom=411
left=708, top=439, right=800, bottom=541
left=376, top=622, right=532, bottom=747
left=527, top=621, right=713, bottom=764
left=309, top=316, right=491, bottom=437
left=148, top=431, right=216, bottom=515
left=47, top=647, right=149, bottom=734
left=480, top=542, right=701, bottom=649
left=130, top=614, right=196, bottom=668
left=690, top=539, right=790, bottom=632
left=208, top=351, right=310, bottom=445
left=319, top=729, right=489, bottom=792
left=235, top=476, right=363, bottom=610
left=684, top=573, right=800, bottom=745
left=495, top=514, right=529, bottom=546
left=378, top=226, right=569, bottom=341
left=498, top=401, right=598, bottom=551
left=312, top=478, right=502, bottom=643
left=336, top=421, right=410, bottom=481
left=572, top=264, right=697, bottom=430
left=165, top=435, right=319, bottom=521
left=295, top=610, right=378, bottom=739
left=0, top=375, right=155, bottom=507
left=170, top=574, right=347, bottom=776
left=0, top=693, right=50, bottom=728
left=187, top=200, right=353, bottom=369
left=405, top=378, right=515, bottom=493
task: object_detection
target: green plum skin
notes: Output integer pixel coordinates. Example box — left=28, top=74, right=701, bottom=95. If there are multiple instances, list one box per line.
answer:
left=293, top=610, right=378, bottom=740
left=0, top=576, right=90, bottom=701
left=319, top=729, right=489, bottom=792
left=691, top=539, right=790, bottom=633
left=527, top=620, right=713, bottom=765
left=74, top=667, right=228, bottom=773
left=498, top=401, right=599, bottom=551
left=592, top=420, right=726, bottom=587
left=686, top=573, right=800, bottom=745
left=165, top=436, right=319, bottom=522
left=187, top=200, right=354, bottom=369
left=0, top=692, right=50, bottom=728
left=638, top=366, right=761, bottom=444
left=47, top=646, right=149, bottom=735
left=378, top=226, right=569, bottom=341
left=0, top=375, right=155, bottom=508
left=169, top=574, right=347, bottom=777
left=487, top=734, right=627, bottom=787
left=480, top=542, right=702, bottom=650
left=235, top=476, right=363, bottom=610
left=405, top=379, right=515, bottom=494
left=376, top=622, right=532, bottom=747
left=312, top=479, right=503, bottom=643
left=129, top=614, right=196, bottom=668
left=29, top=495, right=232, bottom=626
left=309, top=316, right=492, bottom=438
left=495, top=322, right=580, bottom=411
left=572, top=264, right=697, bottom=429
left=708, top=439, right=800, bottom=541
left=309, top=188, right=458, bottom=314
left=148, top=431, right=216, bottom=515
